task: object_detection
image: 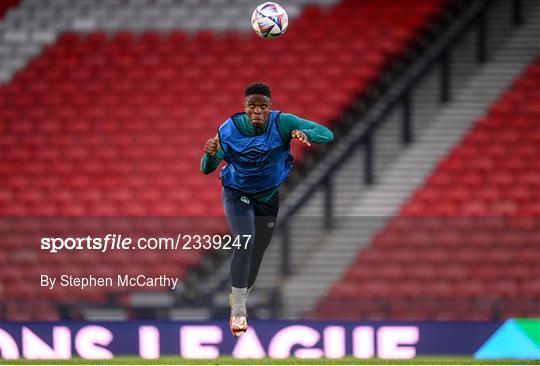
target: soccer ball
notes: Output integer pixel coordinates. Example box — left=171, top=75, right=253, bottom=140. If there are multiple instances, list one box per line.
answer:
left=251, top=2, right=288, bottom=40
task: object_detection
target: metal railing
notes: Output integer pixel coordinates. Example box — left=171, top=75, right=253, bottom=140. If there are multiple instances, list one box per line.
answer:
left=277, top=0, right=524, bottom=276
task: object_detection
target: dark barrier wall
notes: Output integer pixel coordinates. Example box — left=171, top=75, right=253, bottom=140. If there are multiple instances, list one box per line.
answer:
left=2, top=319, right=538, bottom=360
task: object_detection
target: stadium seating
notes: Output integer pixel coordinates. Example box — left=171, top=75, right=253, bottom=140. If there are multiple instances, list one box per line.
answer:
left=314, top=54, right=540, bottom=320
left=0, top=0, right=19, bottom=19
left=0, top=0, right=449, bottom=319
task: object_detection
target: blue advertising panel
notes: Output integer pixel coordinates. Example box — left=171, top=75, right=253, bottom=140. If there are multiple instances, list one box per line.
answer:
left=1, top=319, right=538, bottom=360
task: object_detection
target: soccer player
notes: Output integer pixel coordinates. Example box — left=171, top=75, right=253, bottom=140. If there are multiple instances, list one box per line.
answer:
left=201, top=83, right=334, bottom=336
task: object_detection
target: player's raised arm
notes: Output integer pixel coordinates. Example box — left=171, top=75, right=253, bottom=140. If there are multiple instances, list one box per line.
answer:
left=200, top=134, right=224, bottom=174
left=281, top=113, right=334, bottom=145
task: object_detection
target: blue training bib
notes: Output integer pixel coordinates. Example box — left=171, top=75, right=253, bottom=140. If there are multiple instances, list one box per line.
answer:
left=218, top=111, right=293, bottom=194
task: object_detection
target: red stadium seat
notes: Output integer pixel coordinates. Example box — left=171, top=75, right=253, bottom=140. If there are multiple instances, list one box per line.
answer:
left=0, top=0, right=452, bottom=313
left=313, top=55, right=540, bottom=320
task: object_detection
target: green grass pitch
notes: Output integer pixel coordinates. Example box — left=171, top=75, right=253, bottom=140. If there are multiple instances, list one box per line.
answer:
left=2, top=357, right=539, bottom=365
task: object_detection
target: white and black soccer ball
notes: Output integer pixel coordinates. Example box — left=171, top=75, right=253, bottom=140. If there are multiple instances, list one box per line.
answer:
left=251, top=2, right=289, bottom=40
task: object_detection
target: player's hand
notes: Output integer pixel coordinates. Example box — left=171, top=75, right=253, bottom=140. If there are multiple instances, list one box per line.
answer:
left=204, top=136, right=219, bottom=156
left=291, top=130, right=311, bottom=146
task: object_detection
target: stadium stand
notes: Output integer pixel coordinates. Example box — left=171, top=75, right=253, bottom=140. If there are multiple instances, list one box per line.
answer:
left=0, top=0, right=19, bottom=19
left=314, top=54, right=540, bottom=320
left=0, top=0, right=450, bottom=320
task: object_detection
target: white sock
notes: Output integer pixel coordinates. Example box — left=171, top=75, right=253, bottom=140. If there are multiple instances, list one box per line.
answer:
left=231, top=287, right=247, bottom=317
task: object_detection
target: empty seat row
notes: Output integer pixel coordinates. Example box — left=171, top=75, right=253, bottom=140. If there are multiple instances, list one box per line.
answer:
left=1, top=0, right=449, bottom=317
left=313, top=54, right=540, bottom=320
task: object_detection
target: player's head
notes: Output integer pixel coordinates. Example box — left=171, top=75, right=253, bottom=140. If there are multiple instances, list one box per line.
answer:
left=244, top=82, right=272, bottom=127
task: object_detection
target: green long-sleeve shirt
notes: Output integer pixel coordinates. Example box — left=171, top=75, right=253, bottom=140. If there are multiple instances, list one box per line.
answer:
left=201, top=113, right=334, bottom=202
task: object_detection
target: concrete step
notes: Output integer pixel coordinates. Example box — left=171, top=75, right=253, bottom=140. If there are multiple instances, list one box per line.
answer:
left=279, top=0, right=540, bottom=317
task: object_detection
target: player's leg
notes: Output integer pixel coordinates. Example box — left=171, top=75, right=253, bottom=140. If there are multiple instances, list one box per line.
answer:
left=222, top=187, right=255, bottom=335
left=247, top=191, right=279, bottom=291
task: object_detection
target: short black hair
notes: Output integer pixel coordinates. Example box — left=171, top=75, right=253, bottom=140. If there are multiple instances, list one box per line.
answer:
left=245, top=82, right=271, bottom=98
